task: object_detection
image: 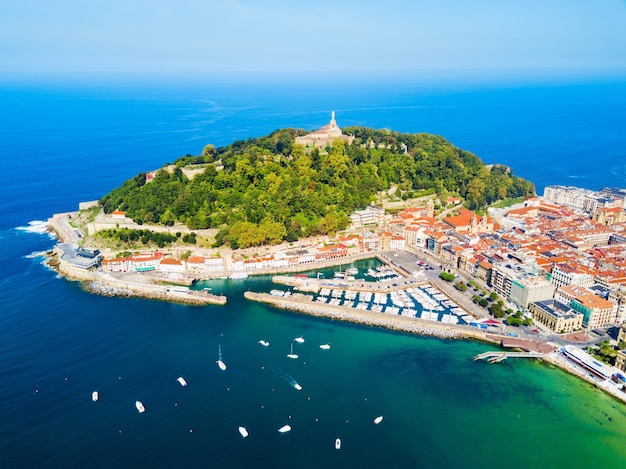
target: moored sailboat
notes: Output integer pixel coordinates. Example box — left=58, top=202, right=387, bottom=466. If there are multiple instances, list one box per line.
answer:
left=287, top=343, right=298, bottom=359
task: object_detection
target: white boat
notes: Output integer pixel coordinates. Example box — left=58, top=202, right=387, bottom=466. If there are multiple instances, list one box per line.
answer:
left=335, top=438, right=342, bottom=450
left=287, top=343, right=298, bottom=359
left=294, top=336, right=305, bottom=343
left=374, top=415, right=383, bottom=424
left=135, top=400, right=145, bottom=413
left=177, top=376, right=187, bottom=387
left=346, top=267, right=359, bottom=275
left=278, top=425, right=291, bottom=433
left=258, top=340, right=270, bottom=347
left=319, top=343, right=331, bottom=350
left=238, top=426, right=249, bottom=438
left=292, top=382, right=303, bottom=391
left=92, top=391, right=99, bottom=402
left=217, top=344, right=227, bottom=371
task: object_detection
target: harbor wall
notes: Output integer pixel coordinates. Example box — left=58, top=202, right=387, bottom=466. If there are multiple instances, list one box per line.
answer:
left=244, top=291, right=497, bottom=342
left=46, top=248, right=226, bottom=306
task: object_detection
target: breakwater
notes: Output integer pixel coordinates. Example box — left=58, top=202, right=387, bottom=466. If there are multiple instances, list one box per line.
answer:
left=46, top=248, right=227, bottom=306
left=244, top=291, right=497, bottom=342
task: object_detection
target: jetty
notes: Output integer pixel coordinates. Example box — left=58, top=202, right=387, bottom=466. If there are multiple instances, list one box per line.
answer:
left=473, top=351, right=547, bottom=363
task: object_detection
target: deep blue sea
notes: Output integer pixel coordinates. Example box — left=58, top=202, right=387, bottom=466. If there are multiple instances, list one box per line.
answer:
left=2, top=78, right=626, bottom=468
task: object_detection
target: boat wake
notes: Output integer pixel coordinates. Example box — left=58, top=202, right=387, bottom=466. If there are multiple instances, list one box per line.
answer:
left=271, top=366, right=303, bottom=391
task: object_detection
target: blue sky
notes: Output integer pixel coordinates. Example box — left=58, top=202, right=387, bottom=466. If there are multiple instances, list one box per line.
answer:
left=2, top=0, right=626, bottom=81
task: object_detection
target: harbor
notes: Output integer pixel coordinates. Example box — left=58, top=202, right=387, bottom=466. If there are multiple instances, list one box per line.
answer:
left=258, top=268, right=492, bottom=337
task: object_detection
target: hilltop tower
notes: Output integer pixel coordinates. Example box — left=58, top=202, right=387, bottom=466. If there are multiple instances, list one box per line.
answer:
left=295, top=111, right=354, bottom=149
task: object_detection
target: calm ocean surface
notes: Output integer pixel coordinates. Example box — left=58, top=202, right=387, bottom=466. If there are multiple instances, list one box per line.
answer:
left=1, top=78, right=626, bottom=468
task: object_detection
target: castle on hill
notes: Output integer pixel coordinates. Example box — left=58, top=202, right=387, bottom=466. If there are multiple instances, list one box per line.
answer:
left=295, top=111, right=355, bottom=148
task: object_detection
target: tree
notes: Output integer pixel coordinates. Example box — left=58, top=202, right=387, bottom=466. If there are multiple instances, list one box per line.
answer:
left=506, top=315, right=523, bottom=326
left=454, top=281, right=467, bottom=291
left=99, top=126, right=535, bottom=247
left=489, top=302, right=505, bottom=318
left=202, top=144, right=217, bottom=160
left=439, top=272, right=455, bottom=282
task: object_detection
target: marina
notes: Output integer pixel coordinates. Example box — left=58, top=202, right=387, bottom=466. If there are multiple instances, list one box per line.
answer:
left=280, top=275, right=478, bottom=329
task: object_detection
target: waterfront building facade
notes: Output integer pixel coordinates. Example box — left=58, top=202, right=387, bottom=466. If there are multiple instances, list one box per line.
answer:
left=544, top=185, right=624, bottom=213
left=509, top=274, right=555, bottom=309
left=529, top=299, right=583, bottom=333
left=157, top=257, right=185, bottom=273
left=554, top=284, right=618, bottom=329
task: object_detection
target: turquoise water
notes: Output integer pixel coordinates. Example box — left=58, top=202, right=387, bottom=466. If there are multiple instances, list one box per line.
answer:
left=2, top=79, right=626, bottom=467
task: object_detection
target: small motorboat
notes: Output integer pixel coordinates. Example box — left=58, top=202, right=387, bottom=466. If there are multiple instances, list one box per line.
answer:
left=177, top=377, right=187, bottom=387
left=135, top=401, right=145, bottom=413
left=374, top=415, right=384, bottom=425
left=258, top=340, right=270, bottom=347
left=294, top=336, right=305, bottom=343
left=217, top=345, right=227, bottom=371
left=238, top=426, right=249, bottom=438
left=278, top=425, right=291, bottom=433
left=335, top=438, right=342, bottom=450
left=319, top=343, right=331, bottom=350
left=92, top=391, right=99, bottom=402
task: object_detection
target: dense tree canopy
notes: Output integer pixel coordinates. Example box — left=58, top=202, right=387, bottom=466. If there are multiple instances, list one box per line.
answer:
left=100, top=127, right=535, bottom=248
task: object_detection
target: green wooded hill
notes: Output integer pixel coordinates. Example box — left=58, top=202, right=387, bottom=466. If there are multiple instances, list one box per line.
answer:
left=100, top=127, right=535, bottom=248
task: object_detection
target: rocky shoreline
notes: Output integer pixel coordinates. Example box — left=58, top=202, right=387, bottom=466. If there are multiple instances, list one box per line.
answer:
left=45, top=247, right=226, bottom=306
